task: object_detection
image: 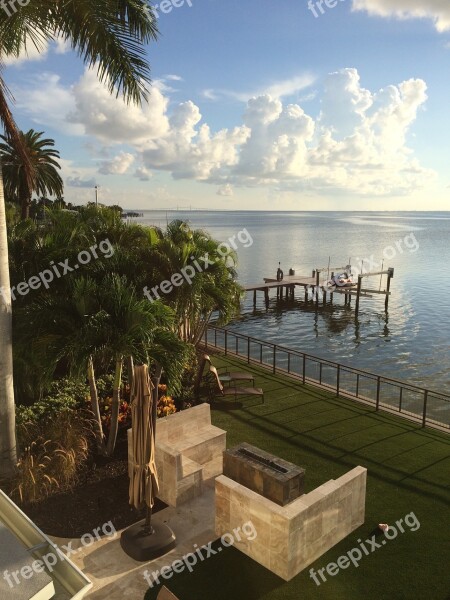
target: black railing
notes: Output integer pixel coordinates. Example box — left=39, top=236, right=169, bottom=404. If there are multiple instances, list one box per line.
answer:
left=203, top=326, right=450, bottom=432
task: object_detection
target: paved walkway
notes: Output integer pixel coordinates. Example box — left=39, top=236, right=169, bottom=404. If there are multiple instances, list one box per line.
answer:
left=52, top=484, right=216, bottom=600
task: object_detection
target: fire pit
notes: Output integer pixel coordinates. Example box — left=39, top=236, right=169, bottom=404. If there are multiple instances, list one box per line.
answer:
left=223, top=443, right=305, bottom=506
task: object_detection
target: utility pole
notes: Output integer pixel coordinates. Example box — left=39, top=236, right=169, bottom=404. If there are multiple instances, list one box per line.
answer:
left=95, top=185, right=99, bottom=206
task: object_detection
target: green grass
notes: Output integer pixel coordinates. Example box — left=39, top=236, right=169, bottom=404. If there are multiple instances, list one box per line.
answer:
left=146, top=355, right=450, bottom=600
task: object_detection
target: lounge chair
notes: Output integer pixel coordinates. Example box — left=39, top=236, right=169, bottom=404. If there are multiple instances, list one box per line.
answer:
left=208, top=366, right=264, bottom=403
left=204, top=354, right=255, bottom=386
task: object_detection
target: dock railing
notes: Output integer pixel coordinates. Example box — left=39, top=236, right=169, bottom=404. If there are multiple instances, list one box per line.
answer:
left=203, top=326, right=449, bottom=432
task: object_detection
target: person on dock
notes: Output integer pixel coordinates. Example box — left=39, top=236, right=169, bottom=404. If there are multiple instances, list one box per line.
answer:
left=276, top=262, right=284, bottom=281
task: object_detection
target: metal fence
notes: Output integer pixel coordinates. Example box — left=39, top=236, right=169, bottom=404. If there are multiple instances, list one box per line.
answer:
left=203, top=326, right=450, bottom=432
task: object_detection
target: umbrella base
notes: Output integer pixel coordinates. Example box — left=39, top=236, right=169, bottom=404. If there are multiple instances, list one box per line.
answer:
left=120, top=520, right=176, bottom=562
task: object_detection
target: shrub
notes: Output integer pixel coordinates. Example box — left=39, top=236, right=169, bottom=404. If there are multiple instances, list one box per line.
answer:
left=16, top=378, right=89, bottom=426
left=13, top=410, right=92, bottom=504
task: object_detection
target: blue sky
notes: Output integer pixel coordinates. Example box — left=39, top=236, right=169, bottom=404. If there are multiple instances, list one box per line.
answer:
left=5, top=0, right=450, bottom=209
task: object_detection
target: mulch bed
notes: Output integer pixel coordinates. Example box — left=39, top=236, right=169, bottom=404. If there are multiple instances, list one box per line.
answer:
left=19, top=431, right=166, bottom=539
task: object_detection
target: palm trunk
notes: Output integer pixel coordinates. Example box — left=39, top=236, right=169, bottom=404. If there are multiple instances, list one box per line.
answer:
left=127, top=355, right=134, bottom=393
left=194, top=354, right=207, bottom=395
left=106, top=357, right=123, bottom=456
left=0, top=162, right=18, bottom=477
left=87, top=357, right=106, bottom=456
left=151, top=363, right=163, bottom=419
left=21, top=193, right=31, bottom=221
left=193, top=314, right=211, bottom=347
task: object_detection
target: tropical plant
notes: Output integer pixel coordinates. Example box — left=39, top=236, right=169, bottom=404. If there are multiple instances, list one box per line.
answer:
left=148, top=220, right=243, bottom=345
left=0, top=130, right=64, bottom=220
left=0, top=1, right=158, bottom=477
left=15, top=274, right=188, bottom=456
left=156, top=384, right=177, bottom=418
left=15, top=378, right=88, bottom=426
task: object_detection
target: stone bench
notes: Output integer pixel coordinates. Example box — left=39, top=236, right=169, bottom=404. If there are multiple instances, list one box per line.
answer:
left=128, top=403, right=226, bottom=507
left=215, top=466, right=367, bottom=581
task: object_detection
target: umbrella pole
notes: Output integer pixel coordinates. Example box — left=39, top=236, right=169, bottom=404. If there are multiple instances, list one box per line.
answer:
left=145, top=370, right=159, bottom=532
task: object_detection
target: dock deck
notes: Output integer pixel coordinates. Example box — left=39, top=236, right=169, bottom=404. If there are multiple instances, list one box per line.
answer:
left=244, top=266, right=394, bottom=314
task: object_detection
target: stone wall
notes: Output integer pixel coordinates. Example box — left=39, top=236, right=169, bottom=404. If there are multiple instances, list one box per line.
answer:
left=129, top=404, right=226, bottom=507
left=215, top=466, right=367, bottom=581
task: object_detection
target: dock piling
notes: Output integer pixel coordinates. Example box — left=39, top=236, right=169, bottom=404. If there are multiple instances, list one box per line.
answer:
left=245, top=264, right=394, bottom=315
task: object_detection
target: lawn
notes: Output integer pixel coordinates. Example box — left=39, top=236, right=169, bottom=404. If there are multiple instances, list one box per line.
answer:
left=145, top=354, right=450, bottom=600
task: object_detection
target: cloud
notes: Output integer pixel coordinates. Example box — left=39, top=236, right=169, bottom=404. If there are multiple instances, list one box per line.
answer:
left=165, top=74, right=184, bottom=81
left=202, top=89, right=219, bottom=101
left=141, top=100, right=250, bottom=181
left=14, top=73, right=82, bottom=135
left=3, top=36, right=70, bottom=66
left=141, top=68, right=433, bottom=196
left=98, top=152, right=135, bottom=175
left=217, top=184, right=234, bottom=196
left=352, top=0, right=450, bottom=32
left=3, top=38, right=49, bottom=66
left=54, top=38, right=71, bottom=54
left=67, top=69, right=170, bottom=143
left=16, top=66, right=434, bottom=198
left=66, top=176, right=97, bottom=188
left=134, top=166, right=152, bottom=181
left=202, top=73, right=316, bottom=102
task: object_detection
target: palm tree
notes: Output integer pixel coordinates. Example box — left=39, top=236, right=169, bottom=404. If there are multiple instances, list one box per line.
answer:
left=16, top=274, right=187, bottom=457
left=0, top=130, right=64, bottom=220
left=149, top=221, right=243, bottom=345
left=0, top=1, right=158, bottom=477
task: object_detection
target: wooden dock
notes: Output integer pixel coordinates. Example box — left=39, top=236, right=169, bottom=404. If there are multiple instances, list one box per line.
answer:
left=245, top=266, right=394, bottom=316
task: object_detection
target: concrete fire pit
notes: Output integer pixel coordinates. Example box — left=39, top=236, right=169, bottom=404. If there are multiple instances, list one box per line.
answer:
left=223, top=443, right=305, bottom=506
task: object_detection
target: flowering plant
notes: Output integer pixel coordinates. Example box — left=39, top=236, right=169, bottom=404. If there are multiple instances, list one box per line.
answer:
left=157, top=384, right=176, bottom=418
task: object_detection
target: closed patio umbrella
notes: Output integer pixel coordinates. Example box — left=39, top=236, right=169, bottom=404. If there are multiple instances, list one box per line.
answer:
left=121, top=364, right=176, bottom=561
left=128, top=364, right=158, bottom=511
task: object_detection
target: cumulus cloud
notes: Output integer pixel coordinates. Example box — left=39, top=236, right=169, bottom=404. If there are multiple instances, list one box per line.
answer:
left=352, top=0, right=450, bottom=32
left=141, top=100, right=250, bottom=181
left=89, top=68, right=434, bottom=196
left=17, top=66, right=433, bottom=197
left=98, top=152, right=135, bottom=175
left=217, top=184, right=234, bottom=196
left=67, top=70, right=170, bottom=144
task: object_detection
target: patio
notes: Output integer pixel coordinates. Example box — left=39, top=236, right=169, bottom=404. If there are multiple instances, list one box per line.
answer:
left=64, top=354, right=449, bottom=600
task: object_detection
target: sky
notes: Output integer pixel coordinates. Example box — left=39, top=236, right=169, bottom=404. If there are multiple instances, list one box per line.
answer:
left=4, top=0, right=450, bottom=210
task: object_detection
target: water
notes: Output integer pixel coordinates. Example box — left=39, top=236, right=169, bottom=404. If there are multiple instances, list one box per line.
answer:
left=135, top=210, right=450, bottom=394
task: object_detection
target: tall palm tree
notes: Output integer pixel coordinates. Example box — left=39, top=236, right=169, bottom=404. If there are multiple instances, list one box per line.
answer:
left=0, top=0, right=158, bottom=477
left=0, top=130, right=64, bottom=220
